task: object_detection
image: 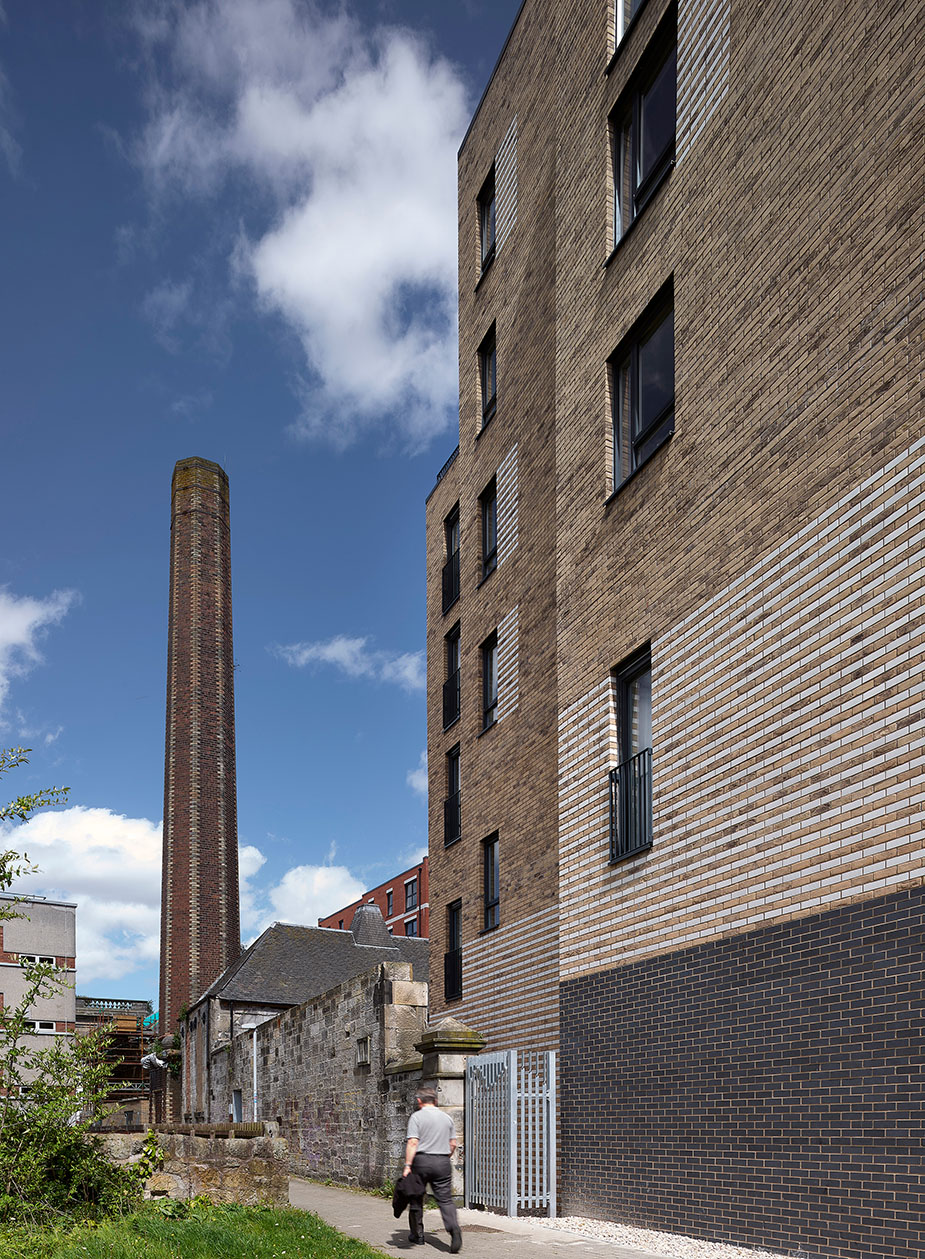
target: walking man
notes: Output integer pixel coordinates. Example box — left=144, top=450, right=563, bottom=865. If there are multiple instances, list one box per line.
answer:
left=403, top=1088, right=462, bottom=1251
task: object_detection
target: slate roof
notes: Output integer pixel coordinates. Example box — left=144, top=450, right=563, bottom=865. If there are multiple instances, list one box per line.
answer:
left=195, top=904, right=428, bottom=1008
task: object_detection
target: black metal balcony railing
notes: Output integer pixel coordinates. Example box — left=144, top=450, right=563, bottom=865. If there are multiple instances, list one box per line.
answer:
left=444, top=948, right=462, bottom=1001
left=444, top=790, right=461, bottom=846
left=442, top=549, right=460, bottom=613
left=443, top=669, right=460, bottom=728
left=609, top=747, right=653, bottom=862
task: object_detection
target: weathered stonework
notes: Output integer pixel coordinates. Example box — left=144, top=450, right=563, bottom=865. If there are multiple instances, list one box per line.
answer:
left=103, top=1132, right=288, bottom=1206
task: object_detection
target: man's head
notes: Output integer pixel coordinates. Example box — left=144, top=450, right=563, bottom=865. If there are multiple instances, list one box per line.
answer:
left=415, top=1089, right=438, bottom=1108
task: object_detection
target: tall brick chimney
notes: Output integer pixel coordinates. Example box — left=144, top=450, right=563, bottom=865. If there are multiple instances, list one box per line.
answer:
left=160, top=457, right=240, bottom=1056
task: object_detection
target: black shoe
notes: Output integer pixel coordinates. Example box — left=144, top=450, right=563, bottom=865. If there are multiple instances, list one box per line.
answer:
left=409, top=1234, right=425, bottom=1246
left=450, top=1228, right=462, bottom=1253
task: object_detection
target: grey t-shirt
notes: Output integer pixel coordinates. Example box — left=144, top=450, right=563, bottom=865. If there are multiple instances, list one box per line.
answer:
left=407, top=1105, right=455, bottom=1155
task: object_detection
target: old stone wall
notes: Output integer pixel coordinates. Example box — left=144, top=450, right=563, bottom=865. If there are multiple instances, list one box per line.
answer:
left=210, top=962, right=428, bottom=1189
left=103, top=1131, right=288, bottom=1205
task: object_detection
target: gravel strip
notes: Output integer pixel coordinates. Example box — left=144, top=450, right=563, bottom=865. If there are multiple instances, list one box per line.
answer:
left=531, top=1216, right=793, bottom=1259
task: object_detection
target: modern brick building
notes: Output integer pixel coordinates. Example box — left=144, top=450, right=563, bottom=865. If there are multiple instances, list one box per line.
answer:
left=425, top=0, right=924, bottom=1254
left=317, top=856, right=430, bottom=938
left=160, top=458, right=241, bottom=1067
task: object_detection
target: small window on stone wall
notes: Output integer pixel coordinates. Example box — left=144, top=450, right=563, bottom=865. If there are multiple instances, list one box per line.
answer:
left=356, top=1035, right=371, bottom=1067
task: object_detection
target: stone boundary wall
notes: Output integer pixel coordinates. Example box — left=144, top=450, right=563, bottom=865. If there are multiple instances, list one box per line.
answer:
left=210, top=962, right=428, bottom=1190
left=103, top=1131, right=288, bottom=1205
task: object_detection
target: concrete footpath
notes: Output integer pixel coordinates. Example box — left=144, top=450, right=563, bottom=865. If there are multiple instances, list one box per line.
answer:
left=289, top=1178, right=673, bottom=1259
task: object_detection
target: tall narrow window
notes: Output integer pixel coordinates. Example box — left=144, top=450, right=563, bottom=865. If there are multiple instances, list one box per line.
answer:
left=609, top=647, right=653, bottom=861
left=444, top=900, right=463, bottom=1000
left=615, top=0, right=646, bottom=44
left=443, top=624, right=461, bottom=728
left=386, top=890, right=393, bottom=918
left=612, top=23, right=676, bottom=244
left=479, top=325, right=497, bottom=429
left=478, top=166, right=496, bottom=273
left=445, top=745, right=461, bottom=846
left=405, top=878, right=418, bottom=912
left=481, top=631, right=498, bottom=730
left=611, top=283, right=674, bottom=488
left=483, top=835, right=500, bottom=930
left=480, top=478, right=497, bottom=579
left=442, top=506, right=460, bottom=613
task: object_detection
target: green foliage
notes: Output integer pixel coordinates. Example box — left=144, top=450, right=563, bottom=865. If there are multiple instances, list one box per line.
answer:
left=0, top=1203, right=392, bottom=1258
left=0, top=748, right=68, bottom=827
left=0, top=750, right=135, bottom=1226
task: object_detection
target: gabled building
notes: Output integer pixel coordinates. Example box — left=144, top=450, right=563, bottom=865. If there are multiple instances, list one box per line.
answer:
left=182, top=905, right=428, bottom=1122
left=425, top=0, right=924, bottom=1254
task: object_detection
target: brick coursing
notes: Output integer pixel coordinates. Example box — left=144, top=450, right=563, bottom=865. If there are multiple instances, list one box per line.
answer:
left=161, top=458, right=240, bottom=1048
left=560, top=885, right=925, bottom=1259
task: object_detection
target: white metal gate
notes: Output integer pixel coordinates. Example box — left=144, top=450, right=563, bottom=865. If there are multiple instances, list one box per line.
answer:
left=464, top=1049, right=556, bottom=1217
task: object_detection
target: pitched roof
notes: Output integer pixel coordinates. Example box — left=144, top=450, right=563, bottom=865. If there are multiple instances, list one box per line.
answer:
left=195, top=906, right=428, bottom=1008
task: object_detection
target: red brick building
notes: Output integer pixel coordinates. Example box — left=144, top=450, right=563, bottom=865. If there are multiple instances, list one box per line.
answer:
left=318, top=856, right=429, bottom=938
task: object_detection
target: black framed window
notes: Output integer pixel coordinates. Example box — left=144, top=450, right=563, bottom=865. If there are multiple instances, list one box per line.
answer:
left=615, top=0, right=646, bottom=44
left=443, top=623, right=461, bottom=728
left=405, top=878, right=418, bottom=912
left=386, top=890, right=393, bottom=918
left=442, top=505, right=460, bottom=613
left=611, top=282, right=674, bottom=488
left=479, top=324, right=497, bottom=430
left=481, top=631, right=498, bottom=730
left=611, top=18, right=676, bottom=244
left=609, top=646, right=653, bottom=861
left=483, top=834, right=500, bottom=930
left=405, top=918, right=418, bottom=937
left=481, top=478, right=497, bottom=579
left=478, top=166, right=496, bottom=273
left=444, top=900, right=463, bottom=1001
left=444, top=744, right=461, bottom=846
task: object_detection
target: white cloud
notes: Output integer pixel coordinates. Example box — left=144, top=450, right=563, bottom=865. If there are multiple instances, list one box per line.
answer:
left=272, top=634, right=425, bottom=692
left=132, top=0, right=468, bottom=450
left=0, top=12, right=22, bottom=180
left=239, top=841, right=365, bottom=936
left=0, top=587, right=78, bottom=720
left=406, top=750, right=427, bottom=798
left=3, top=806, right=162, bottom=987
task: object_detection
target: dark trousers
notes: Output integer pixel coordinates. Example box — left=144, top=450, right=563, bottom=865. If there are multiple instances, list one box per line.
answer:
left=408, top=1152, right=458, bottom=1237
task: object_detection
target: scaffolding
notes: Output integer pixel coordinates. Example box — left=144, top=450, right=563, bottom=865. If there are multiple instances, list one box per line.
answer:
left=75, top=996, right=154, bottom=1128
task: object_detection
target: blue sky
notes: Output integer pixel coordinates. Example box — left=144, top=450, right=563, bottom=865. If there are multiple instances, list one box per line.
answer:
left=0, top=0, right=520, bottom=1004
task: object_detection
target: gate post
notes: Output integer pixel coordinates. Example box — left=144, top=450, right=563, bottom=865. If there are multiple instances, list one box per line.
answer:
left=415, top=1017, right=485, bottom=1201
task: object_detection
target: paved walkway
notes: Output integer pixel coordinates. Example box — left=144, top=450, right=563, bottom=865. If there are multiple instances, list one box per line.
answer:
left=289, top=1178, right=673, bottom=1259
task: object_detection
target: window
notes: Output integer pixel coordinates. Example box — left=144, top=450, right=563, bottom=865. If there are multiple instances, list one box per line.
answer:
left=338, top=919, right=344, bottom=929
left=445, top=745, right=461, bottom=846
left=404, top=918, right=418, bottom=937
left=27, top=1020, right=55, bottom=1033
left=443, top=624, right=461, bottom=728
left=610, top=283, right=674, bottom=488
left=442, top=506, right=460, bottom=613
left=481, top=632, right=498, bottom=730
left=609, top=647, right=653, bottom=861
left=478, top=166, right=496, bottom=273
left=615, top=0, right=646, bottom=45
left=611, top=25, right=676, bottom=244
left=444, top=900, right=462, bottom=1001
left=479, top=324, right=497, bottom=429
left=483, top=835, right=500, bottom=930
left=356, top=1036, right=371, bottom=1066
left=232, top=1090, right=243, bottom=1123
left=405, top=878, right=418, bottom=912
left=480, top=479, right=497, bottom=579
left=386, top=890, right=393, bottom=918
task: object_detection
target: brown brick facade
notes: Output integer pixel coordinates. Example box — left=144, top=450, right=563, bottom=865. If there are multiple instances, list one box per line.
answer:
left=426, top=0, right=924, bottom=1250
left=160, top=458, right=241, bottom=1044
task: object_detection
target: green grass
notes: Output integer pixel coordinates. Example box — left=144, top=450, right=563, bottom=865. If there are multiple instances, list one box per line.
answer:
left=0, top=1203, right=390, bottom=1259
